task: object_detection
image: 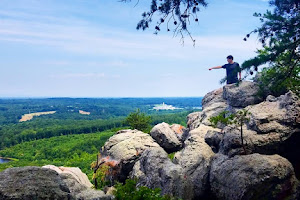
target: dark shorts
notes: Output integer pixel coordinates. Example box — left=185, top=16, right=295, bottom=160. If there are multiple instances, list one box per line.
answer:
left=227, top=79, right=238, bottom=84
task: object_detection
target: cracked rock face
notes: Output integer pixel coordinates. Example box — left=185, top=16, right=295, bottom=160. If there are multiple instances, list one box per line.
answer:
left=150, top=122, right=183, bottom=153
left=130, top=147, right=185, bottom=199
left=102, top=129, right=160, bottom=182
left=0, top=167, right=73, bottom=200
left=0, top=166, right=112, bottom=200
left=223, top=81, right=263, bottom=108
left=174, top=125, right=219, bottom=199
left=210, top=153, right=299, bottom=200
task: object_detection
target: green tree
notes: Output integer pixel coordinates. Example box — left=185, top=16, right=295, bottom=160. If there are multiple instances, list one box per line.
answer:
left=242, top=0, right=299, bottom=96
left=114, top=179, right=176, bottom=200
left=209, top=109, right=250, bottom=154
left=125, top=109, right=151, bottom=132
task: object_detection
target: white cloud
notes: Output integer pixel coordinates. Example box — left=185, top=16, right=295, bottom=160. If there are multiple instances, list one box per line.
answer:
left=0, top=9, right=261, bottom=62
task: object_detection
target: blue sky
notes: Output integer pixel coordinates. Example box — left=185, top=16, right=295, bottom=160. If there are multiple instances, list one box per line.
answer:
left=0, top=0, right=270, bottom=97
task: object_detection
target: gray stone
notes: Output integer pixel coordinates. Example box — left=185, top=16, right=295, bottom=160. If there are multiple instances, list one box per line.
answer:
left=150, top=123, right=182, bottom=153
left=204, top=130, right=224, bottom=153
left=223, top=81, right=263, bottom=108
left=247, top=91, right=299, bottom=134
left=0, top=166, right=112, bottom=200
left=200, top=102, right=228, bottom=126
left=0, top=166, right=73, bottom=200
left=202, top=87, right=225, bottom=109
left=170, top=124, right=189, bottom=142
left=266, top=95, right=277, bottom=102
left=173, top=125, right=220, bottom=199
left=130, top=147, right=186, bottom=199
left=210, top=153, right=299, bottom=200
left=187, top=111, right=202, bottom=131
left=102, top=129, right=160, bottom=182
left=61, top=173, right=112, bottom=200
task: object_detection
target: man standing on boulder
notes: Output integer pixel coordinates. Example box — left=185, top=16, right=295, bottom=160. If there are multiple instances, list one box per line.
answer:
left=209, top=55, right=241, bottom=84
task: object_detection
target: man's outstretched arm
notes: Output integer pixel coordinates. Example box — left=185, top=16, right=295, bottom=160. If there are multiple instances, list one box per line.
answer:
left=209, top=66, right=222, bottom=70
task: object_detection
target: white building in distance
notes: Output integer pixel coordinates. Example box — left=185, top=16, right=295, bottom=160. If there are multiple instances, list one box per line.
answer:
left=153, top=102, right=181, bottom=111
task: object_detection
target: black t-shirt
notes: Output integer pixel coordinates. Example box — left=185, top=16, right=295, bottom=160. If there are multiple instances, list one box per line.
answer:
left=222, top=62, right=241, bottom=84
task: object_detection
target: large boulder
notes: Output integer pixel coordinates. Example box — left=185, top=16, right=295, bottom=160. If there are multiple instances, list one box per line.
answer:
left=187, top=103, right=228, bottom=131
left=102, top=129, right=160, bottom=182
left=200, top=87, right=228, bottom=127
left=187, top=88, right=227, bottom=131
left=202, top=87, right=225, bottom=109
left=187, top=111, right=202, bottom=131
left=210, top=153, right=299, bottom=200
left=130, top=147, right=186, bottom=199
left=170, top=124, right=189, bottom=142
left=0, top=166, right=112, bottom=200
left=200, top=102, right=228, bottom=126
left=247, top=91, right=299, bottom=134
left=150, top=123, right=183, bottom=153
left=223, top=81, right=263, bottom=108
left=43, top=165, right=93, bottom=188
left=60, top=173, right=111, bottom=200
left=217, top=91, right=300, bottom=178
left=0, top=166, right=73, bottom=200
left=204, top=130, right=224, bottom=153
left=173, top=124, right=220, bottom=199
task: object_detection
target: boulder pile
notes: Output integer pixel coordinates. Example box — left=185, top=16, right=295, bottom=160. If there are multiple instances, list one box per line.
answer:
left=100, top=81, right=300, bottom=200
left=0, top=81, right=299, bottom=200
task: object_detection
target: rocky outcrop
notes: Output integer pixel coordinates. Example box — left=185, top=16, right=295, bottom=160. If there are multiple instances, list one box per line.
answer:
left=0, top=166, right=73, bottom=200
left=43, top=165, right=93, bottom=188
left=96, top=85, right=299, bottom=200
left=150, top=122, right=182, bottom=153
left=170, top=124, right=188, bottom=142
left=247, top=91, right=299, bottom=134
left=223, top=81, right=263, bottom=107
left=202, top=87, right=225, bottom=109
left=210, top=153, right=299, bottom=200
left=187, top=111, right=202, bottom=130
left=214, top=91, right=300, bottom=179
left=173, top=125, right=220, bottom=199
left=61, top=173, right=111, bottom=200
left=102, top=129, right=160, bottom=182
left=204, top=130, right=224, bottom=153
left=130, top=147, right=185, bottom=199
left=0, top=166, right=111, bottom=200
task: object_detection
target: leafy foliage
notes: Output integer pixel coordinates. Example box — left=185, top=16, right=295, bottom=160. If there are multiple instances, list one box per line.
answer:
left=0, top=130, right=116, bottom=180
left=91, top=163, right=110, bottom=189
left=168, top=152, right=176, bottom=161
left=114, top=179, right=177, bottom=200
left=255, top=50, right=299, bottom=97
left=209, top=109, right=251, bottom=154
left=209, top=111, right=235, bottom=128
left=125, top=109, right=152, bottom=132
left=242, top=0, right=299, bottom=96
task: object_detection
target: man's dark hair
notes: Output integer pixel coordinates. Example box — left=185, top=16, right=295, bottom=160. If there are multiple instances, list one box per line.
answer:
left=227, top=55, right=233, bottom=60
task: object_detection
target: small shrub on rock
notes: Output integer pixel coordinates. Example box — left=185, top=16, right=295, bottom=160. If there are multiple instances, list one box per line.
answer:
left=114, top=179, right=179, bottom=200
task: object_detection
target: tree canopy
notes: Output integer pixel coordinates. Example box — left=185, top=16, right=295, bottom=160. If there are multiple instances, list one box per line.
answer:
left=242, top=0, right=299, bottom=96
left=125, top=109, right=151, bottom=132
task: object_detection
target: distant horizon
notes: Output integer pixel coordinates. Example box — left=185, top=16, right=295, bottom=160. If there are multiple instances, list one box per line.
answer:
left=0, top=96, right=204, bottom=99
left=0, top=0, right=269, bottom=97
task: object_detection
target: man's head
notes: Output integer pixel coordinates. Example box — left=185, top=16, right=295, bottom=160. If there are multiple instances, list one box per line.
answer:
left=227, top=55, right=234, bottom=63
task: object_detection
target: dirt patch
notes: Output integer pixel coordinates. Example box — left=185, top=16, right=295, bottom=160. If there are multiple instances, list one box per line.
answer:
left=19, top=111, right=56, bottom=122
left=79, top=110, right=90, bottom=115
